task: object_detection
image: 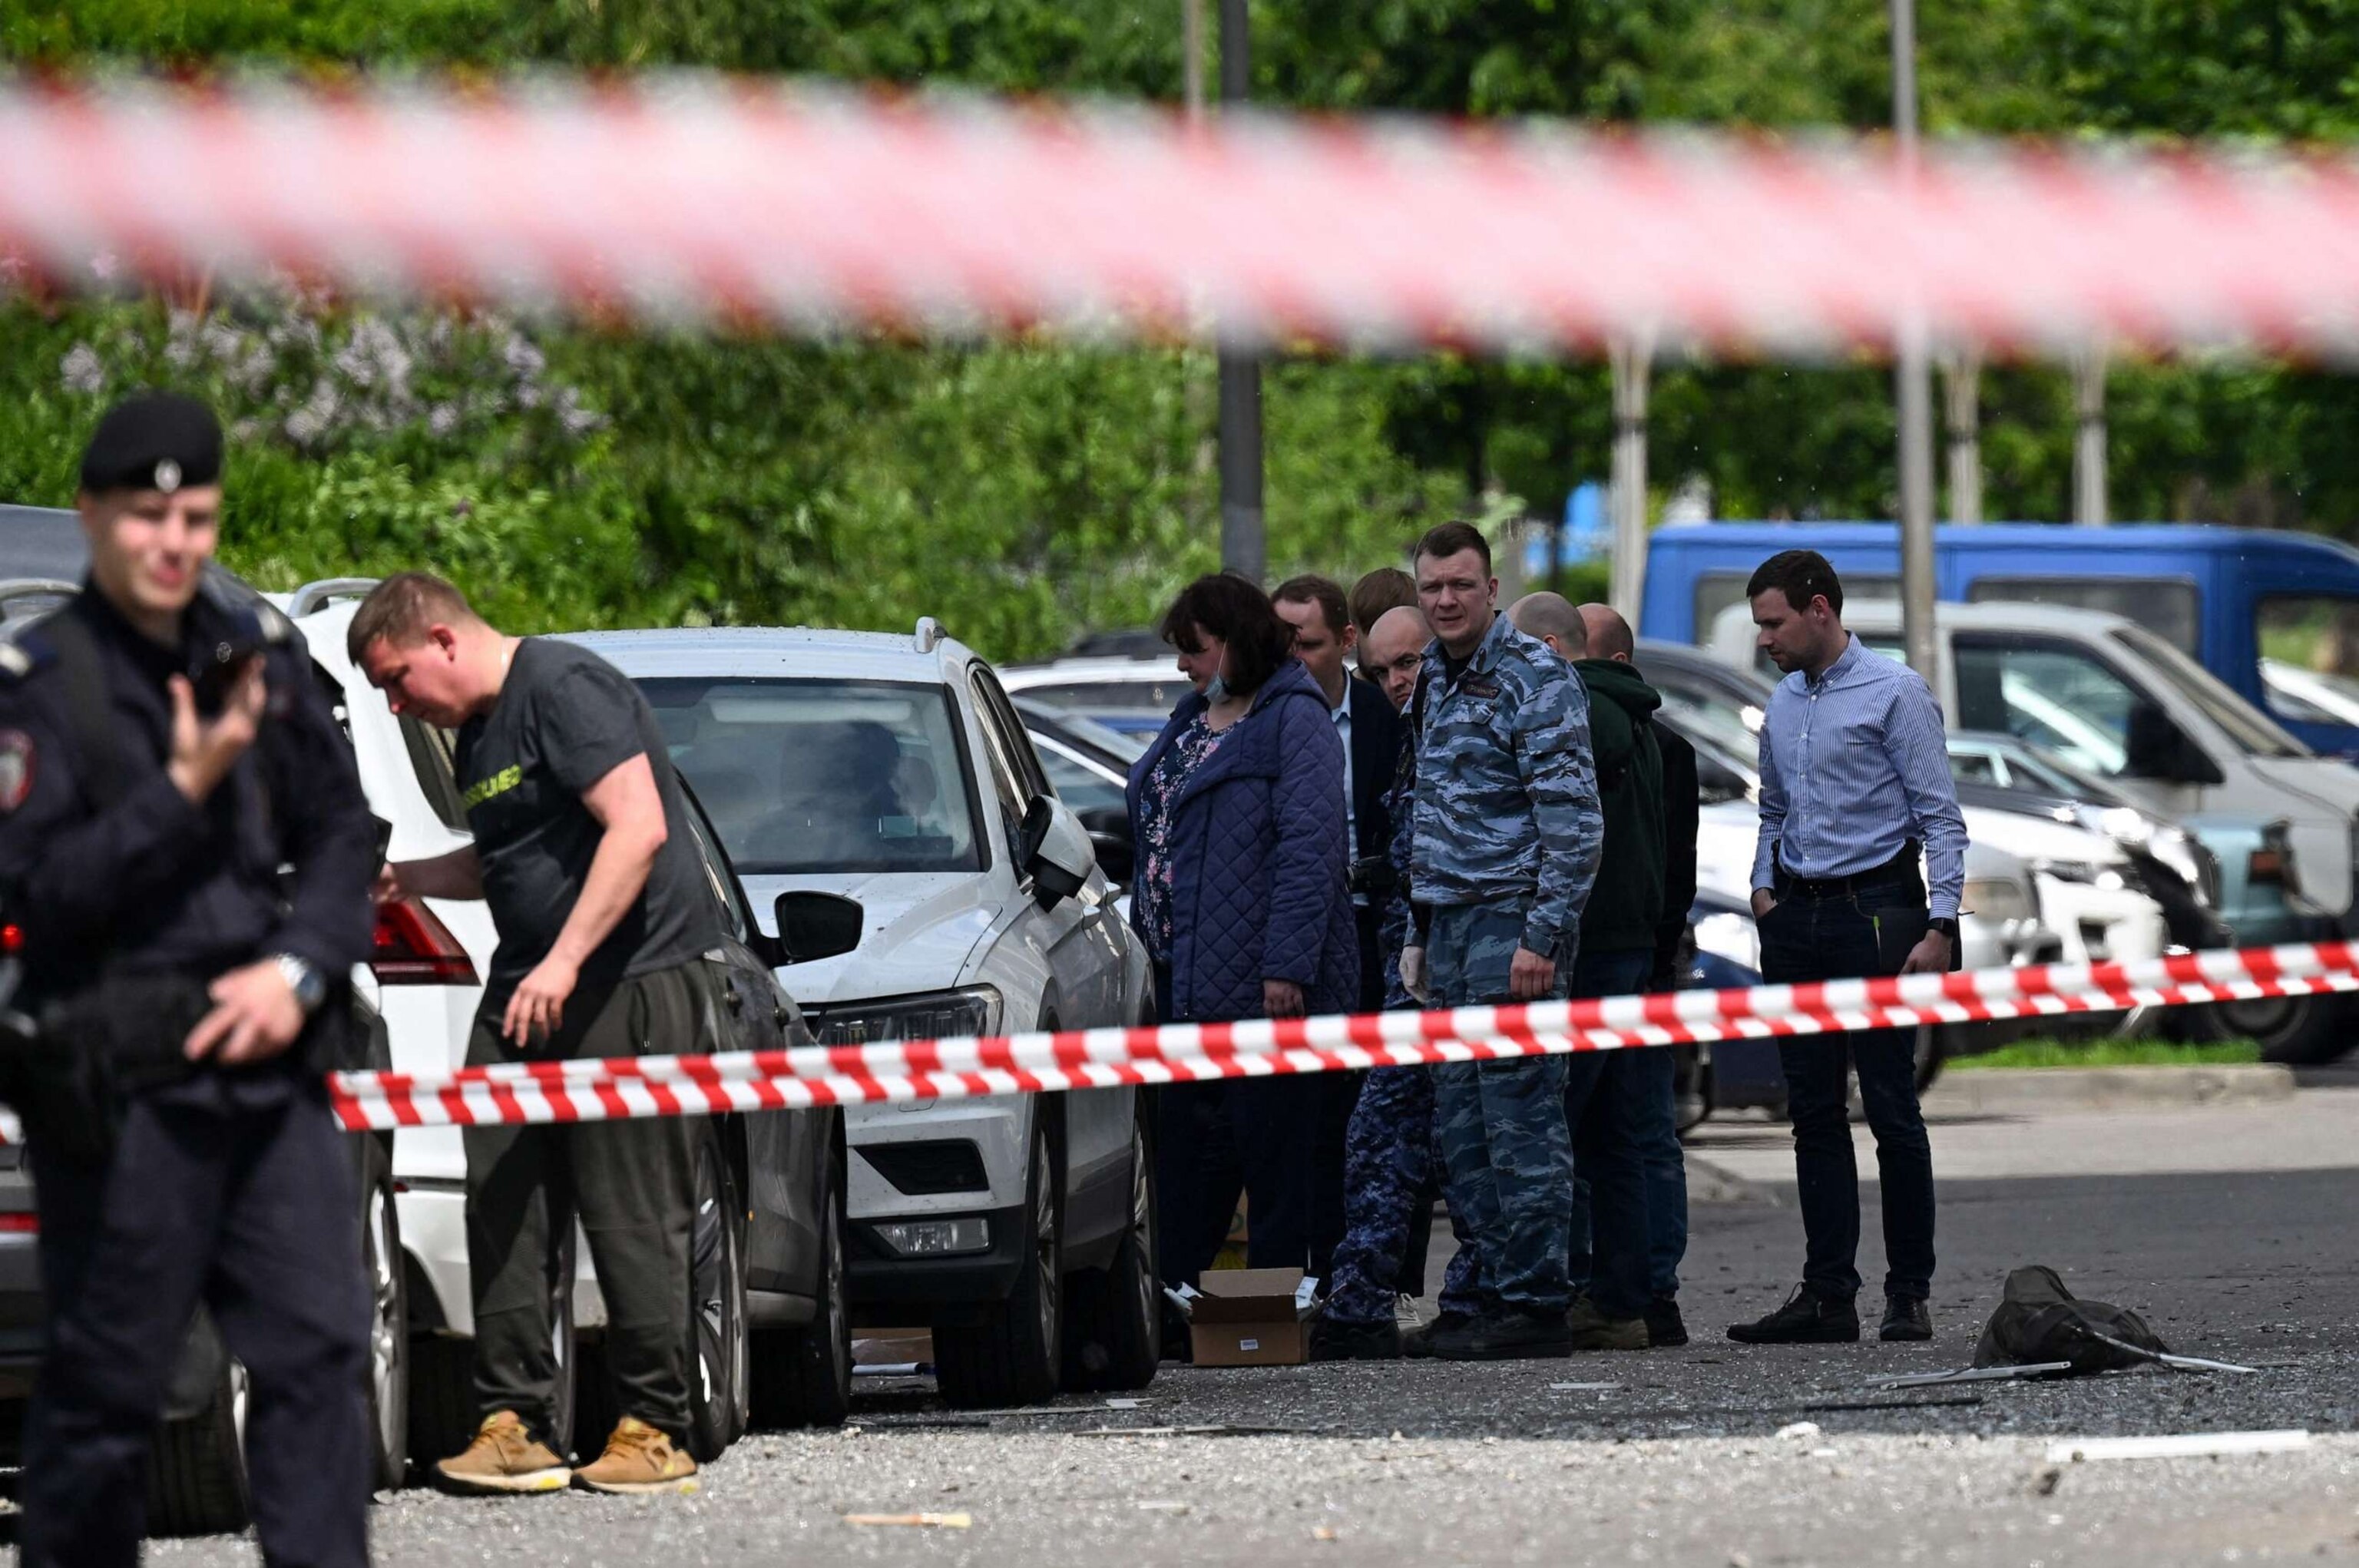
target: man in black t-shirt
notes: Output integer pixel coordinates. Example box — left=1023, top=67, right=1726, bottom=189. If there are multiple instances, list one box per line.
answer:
left=356, top=572, right=722, bottom=1497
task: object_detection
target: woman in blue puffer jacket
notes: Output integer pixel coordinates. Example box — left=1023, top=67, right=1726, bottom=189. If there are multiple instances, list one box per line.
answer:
left=1127, top=572, right=1357, bottom=1285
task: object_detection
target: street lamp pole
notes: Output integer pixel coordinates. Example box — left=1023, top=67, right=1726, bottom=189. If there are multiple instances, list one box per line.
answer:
left=1215, top=0, right=1265, bottom=581
left=1892, top=0, right=1938, bottom=681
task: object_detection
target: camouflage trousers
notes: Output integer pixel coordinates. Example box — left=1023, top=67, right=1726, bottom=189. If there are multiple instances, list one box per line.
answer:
left=1428, top=901, right=1577, bottom=1315
left=1322, top=1065, right=1483, bottom=1325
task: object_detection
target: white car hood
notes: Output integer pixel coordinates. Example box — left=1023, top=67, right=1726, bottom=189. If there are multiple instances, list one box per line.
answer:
left=1699, top=799, right=2052, bottom=903
left=743, top=869, right=1000, bottom=1007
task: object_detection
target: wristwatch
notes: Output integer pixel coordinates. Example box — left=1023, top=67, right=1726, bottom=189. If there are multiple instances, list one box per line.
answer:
left=272, top=953, right=328, bottom=1016
left=1928, top=918, right=1960, bottom=944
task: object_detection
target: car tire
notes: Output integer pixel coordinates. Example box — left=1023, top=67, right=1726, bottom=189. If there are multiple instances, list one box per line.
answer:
left=749, top=1147, right=852, bottom=1430
left=935, top=1120, right=1062, bottom=1410
left=147, top=1351, right=249, bottom=1537
left=409, top=1222, right=577, bottom=1467
left=359, top=1132, right=409, bottom=1491
left=685, top=1126, right=750, bottom=1462
left=1059, top=1102, right=1160, bottom=1392
left=2195, top=993, right=2354, bottom=1065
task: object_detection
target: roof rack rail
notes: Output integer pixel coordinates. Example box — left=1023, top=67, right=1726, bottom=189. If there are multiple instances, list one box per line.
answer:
left=286, top=577, right=382, bottom=617
left=914, top=616, right=944, bottom=653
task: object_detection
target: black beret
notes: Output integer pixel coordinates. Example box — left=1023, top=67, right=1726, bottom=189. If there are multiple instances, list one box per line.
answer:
left=78, top=392, right=223, bottom=496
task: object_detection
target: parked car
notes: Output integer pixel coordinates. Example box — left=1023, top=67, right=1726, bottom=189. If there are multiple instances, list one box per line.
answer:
left=289, top=590, right=851, bottom=1472
left=0, top=528, right=405, bottom=1537
left=1706, top=597, right=2359, bottom=1060
left=567, top=620, right=1160, bottom=1409
left=998, top=654, right=1190, bottom=739
left=1643, top=518, right=2359, bottom=758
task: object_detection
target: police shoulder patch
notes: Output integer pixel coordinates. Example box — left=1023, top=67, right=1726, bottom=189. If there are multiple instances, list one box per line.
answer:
left=0, top=729, right=35, bottom=812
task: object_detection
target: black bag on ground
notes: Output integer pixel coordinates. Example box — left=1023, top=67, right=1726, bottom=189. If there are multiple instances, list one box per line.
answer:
left=1974, top=1265, right=2169, bottom=1375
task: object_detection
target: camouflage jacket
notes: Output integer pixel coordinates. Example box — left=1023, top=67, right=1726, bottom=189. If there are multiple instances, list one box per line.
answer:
left=1408, top=611, right=1603, bottom=960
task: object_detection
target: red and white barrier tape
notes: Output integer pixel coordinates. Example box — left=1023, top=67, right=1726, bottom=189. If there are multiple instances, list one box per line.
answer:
left=9, top=78, right=2359, bottom=356
left=322, top=939, right=2359, bottom=1132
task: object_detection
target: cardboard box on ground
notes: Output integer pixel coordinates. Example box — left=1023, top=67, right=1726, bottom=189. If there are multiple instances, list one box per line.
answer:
left=1177, top=1269, right=1322, bottom=1367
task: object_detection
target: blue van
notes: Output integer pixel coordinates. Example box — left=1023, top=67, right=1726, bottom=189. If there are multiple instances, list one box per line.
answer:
left=1641, top=521, right=2359, bottom=758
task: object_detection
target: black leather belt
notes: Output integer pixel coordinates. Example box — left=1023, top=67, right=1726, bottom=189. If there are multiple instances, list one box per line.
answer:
left=1775, top=844, right=1924, bottom=901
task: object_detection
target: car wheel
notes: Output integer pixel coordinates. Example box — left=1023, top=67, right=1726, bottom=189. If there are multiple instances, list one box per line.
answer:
left=685, top=1126, right=749, bottom=1462
left=934, top=1120, right=1061, bottom=1410
left=749, top=1145, right=852, bottom=1430
left=148, top=1348, right=249, bottom=1537
left=409, top=1222, right=577, bottom=1467
left=1060, top=1100, right=1160, bottom=1391
left=2199, top=993, right=2354, bottom=1065
left=360, top=1132, right=409, bottom=1491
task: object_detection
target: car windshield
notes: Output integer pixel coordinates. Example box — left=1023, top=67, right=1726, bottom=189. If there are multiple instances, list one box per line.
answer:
left=636, top=677, right=981, bottom=875
left=2109, top=625, right=2310, bottom=759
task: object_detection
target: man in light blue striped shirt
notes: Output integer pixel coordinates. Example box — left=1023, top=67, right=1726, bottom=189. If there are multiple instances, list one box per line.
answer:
left=1729, top=550, right=1968, bottom=1351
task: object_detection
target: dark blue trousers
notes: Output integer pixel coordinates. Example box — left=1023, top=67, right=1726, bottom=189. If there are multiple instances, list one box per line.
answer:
left=20, top=1084, right=372, bottom=1568
left=1755, top=880, right=1938, bottom=1302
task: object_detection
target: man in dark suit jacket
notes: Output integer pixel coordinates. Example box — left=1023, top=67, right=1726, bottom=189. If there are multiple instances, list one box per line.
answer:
left=1275, top=576, right=1408, bottom=1281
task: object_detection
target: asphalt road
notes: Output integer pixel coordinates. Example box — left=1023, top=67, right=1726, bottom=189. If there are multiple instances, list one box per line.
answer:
left=95, top=1080, right=2359, bottom=1566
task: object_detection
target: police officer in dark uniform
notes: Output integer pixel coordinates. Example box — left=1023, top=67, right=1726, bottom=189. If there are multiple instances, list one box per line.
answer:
left=0, top=392, right=377, bottom=1567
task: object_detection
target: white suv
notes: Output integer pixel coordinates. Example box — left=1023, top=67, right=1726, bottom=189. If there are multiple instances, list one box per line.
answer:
left=568, top=620, right=1160, bottom=1408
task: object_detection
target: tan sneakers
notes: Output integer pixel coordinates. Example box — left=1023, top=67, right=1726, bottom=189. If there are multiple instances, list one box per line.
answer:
left=573, top=1417, right=700, bottom=1496
left=433, top=1411, right=571, bottom=1495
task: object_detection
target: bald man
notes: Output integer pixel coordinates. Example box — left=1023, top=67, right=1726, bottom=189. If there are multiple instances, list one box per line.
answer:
left=1578, top=603, right=1699, bottom=1348
left=1362, top=607, right=1431, bottom=714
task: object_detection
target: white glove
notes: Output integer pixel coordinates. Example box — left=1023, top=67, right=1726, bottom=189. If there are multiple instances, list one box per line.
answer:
left=1399, top=945, right=1430, bottom=1004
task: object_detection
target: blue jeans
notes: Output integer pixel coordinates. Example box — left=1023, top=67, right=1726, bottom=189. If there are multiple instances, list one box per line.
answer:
left=1755, top=879, right=1937, bottom=1302
left=1428, top=903, right=1575, bottom=1315
left=1558, top=947, right=1656, bottom=1319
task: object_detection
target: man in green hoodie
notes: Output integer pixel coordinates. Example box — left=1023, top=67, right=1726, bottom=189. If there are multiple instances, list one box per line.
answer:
left=1507, top=592, right=1659, bottom=1349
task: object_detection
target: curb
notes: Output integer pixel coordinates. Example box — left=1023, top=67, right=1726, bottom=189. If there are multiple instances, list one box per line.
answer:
left=1924, top=1064, right=2296, bottom=1115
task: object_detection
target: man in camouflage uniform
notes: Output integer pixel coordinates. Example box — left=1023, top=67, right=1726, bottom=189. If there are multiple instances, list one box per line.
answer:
left=1399, top=521, right=1603, bottom=1362
left=1312, top=633, right=1481, bottom=1361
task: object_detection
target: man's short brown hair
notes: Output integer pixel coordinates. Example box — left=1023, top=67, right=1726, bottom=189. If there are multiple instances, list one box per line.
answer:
left=1413, top=521, right=1491, bottom=574
left=347, top=572, right=481, bottom=663
left=1272, top=574, right=1351, bottom=637
left=1348, top=567, right=1417, bottom=634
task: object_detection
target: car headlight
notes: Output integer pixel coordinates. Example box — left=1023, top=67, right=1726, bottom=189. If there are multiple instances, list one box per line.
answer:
left=1964, top=876, right=2035, bottom=922
left=802, top=986, right=1004, bottom=1047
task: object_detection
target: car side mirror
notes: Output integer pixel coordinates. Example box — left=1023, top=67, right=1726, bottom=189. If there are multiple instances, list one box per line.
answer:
left=2126, top=703, right=2225, bottom=787
left=1021, top=796, right=1097, bottom=908
left=759, top=891, right=865, bottom=968
left=1076, top=806, right=1134, bottom=886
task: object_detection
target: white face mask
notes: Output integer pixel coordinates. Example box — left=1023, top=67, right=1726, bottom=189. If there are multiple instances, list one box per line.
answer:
left=1203, top=670, right=1231, bottom=703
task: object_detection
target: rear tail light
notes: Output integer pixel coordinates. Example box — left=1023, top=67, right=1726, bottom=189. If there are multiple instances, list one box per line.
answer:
left=2249, top=846, right=2291, bottom=886
left=372, top=898, right=480, bottom=986
left=0, top=1214, right=38, bottom=1235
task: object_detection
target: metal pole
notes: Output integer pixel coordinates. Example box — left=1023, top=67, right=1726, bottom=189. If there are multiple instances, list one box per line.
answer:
left=2073, top=345, right=2108, bottom=526
left=1183, top=0, right=1205, bottom=121
left=1215, top=0, right=1264, bottom=580
left=1609, top=335, right=1652, bottom=628
left=1892, top=0, right=1938, bottom=680
left=1944, top=348, right=1982, bottom=527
